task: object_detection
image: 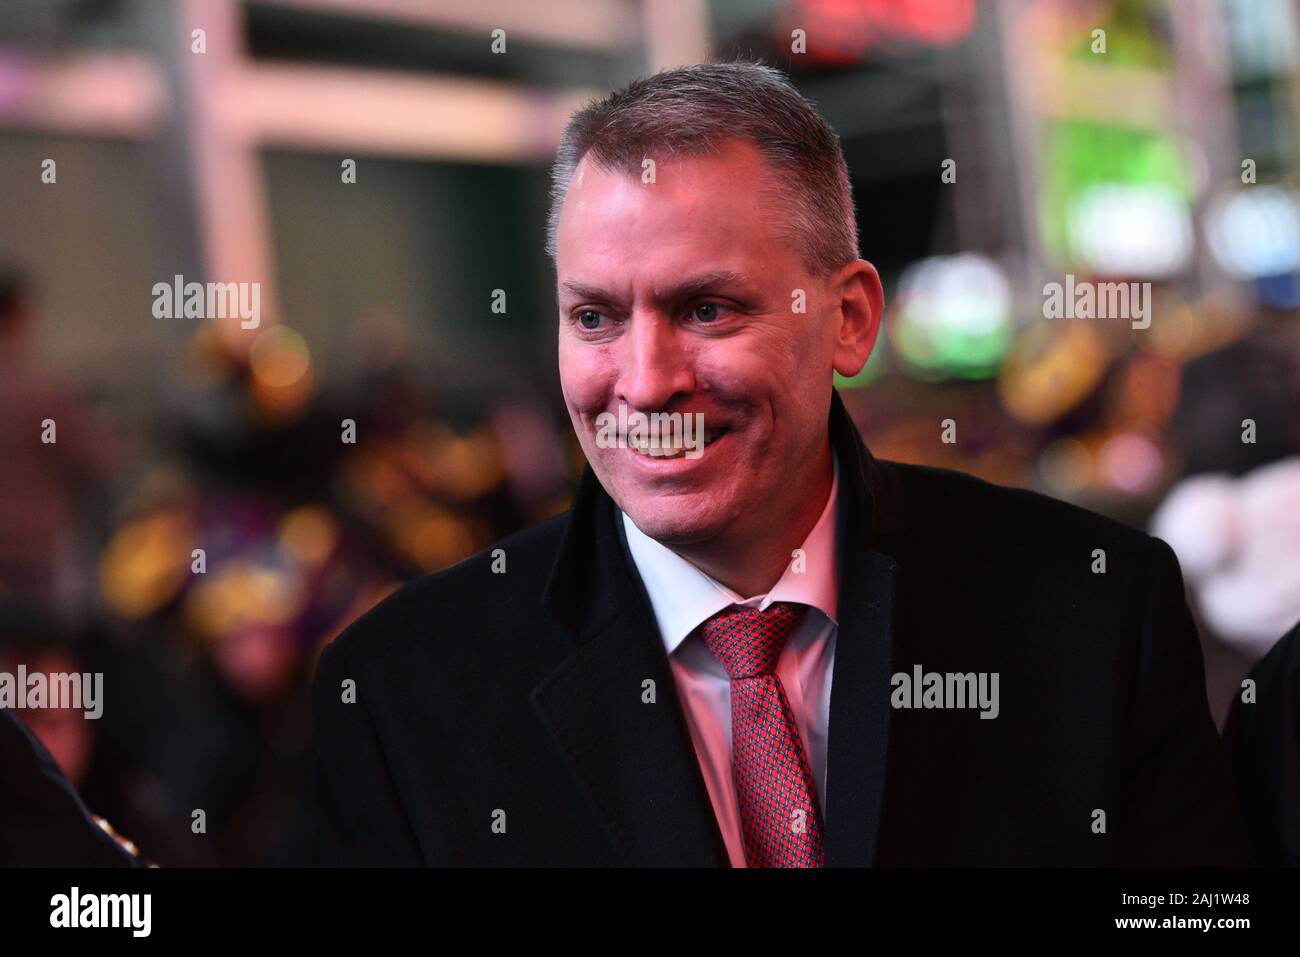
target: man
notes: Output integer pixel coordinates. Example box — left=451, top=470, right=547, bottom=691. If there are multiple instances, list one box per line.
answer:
left=311, top=61, right=1246, bottom=866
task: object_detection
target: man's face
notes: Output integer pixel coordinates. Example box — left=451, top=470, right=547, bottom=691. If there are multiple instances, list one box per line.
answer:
left=555, top=139, right=852, bottom=548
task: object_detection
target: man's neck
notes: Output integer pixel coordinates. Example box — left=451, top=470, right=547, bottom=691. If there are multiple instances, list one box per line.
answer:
left=670, top=441, right=834, bottom=599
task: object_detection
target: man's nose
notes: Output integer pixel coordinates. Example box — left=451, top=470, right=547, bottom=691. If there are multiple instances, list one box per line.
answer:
left=615, top=313, right=695, bottom=412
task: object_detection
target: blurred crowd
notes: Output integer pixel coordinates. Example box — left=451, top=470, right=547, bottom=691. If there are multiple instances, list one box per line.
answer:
left=0, top=269, right=580, bottom=865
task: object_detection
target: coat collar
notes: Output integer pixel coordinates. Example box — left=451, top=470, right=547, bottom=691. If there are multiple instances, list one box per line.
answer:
left=532, top=389, right=899, bottom=866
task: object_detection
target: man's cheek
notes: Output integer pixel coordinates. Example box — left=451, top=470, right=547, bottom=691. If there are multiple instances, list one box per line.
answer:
left=558, top=358, right=595, bottom=411
left=562, top=358, right=615, bottom=414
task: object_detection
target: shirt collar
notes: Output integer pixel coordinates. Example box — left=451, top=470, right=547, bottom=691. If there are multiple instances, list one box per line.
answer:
left=621, top=450, right=841, bottom=656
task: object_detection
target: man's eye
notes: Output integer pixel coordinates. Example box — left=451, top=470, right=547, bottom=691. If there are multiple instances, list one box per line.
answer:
left=691, top=302, right=723, bottom=323
left=576, top=309, right=605, bottom=331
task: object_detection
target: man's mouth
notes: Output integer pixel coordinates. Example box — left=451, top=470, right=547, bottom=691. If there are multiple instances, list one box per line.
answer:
left=624, top=428, right=729, bottom=460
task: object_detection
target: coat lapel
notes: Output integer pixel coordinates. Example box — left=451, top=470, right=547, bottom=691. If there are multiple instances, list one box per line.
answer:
left=532, top=469, right=729, bottom=866
left=822, top=548, right=897, bottom=866
left=823, top=390, right=901, bottom=866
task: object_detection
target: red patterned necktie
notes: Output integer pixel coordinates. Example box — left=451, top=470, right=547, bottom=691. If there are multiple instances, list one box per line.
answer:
left=698, top=601, right=825, bottom=867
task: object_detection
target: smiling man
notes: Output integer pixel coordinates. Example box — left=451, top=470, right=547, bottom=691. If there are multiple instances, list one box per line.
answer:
left=555, top=131, right=874, bottom=602
left=311, top=61, right=1246, bottom=867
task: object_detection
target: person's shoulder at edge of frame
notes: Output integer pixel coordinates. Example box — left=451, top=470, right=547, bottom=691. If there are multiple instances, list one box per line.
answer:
left=319, top=509, right=572, bottom=670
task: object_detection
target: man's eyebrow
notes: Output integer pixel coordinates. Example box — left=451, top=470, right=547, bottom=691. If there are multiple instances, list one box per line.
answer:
left=560, top=270, right=751, bottom=305
left=559, top=280, right=615, bottom=303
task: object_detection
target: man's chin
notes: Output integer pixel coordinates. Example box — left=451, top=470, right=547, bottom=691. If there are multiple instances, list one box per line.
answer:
left=617, top=497, right=732, bottom=548
left=586, top=454, right=742, bottom=545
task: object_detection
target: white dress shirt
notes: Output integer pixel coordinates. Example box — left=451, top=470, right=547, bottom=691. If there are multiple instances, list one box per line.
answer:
left=620, top=453, right=841, bottom=867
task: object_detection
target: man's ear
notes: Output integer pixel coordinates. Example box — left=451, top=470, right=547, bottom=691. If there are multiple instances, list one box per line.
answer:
left=831, top=259, right=884, bottom=379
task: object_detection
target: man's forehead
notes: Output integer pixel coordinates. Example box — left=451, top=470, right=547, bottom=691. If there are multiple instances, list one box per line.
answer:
left=555, top=138, right=809, bottom=291
left=559, top=146, right=788, bottom=259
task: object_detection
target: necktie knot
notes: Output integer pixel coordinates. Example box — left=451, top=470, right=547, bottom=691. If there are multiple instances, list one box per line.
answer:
left=698, top=601, right=808, bottom=680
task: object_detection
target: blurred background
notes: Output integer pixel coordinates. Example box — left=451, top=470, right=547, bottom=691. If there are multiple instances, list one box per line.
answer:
left=0, top=0, right=1296, bottom=865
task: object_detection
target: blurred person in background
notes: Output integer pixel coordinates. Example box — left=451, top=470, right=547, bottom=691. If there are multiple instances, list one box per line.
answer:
left=1150, top=334, right=1300, bottom=867
left=1152, top=457, right=1300, bottom=660
left=1153, top=333, right=1300, bottom=659
left=1147, top=331, right=1300, bottom=735
left=0, top=269, right=119, bottom=615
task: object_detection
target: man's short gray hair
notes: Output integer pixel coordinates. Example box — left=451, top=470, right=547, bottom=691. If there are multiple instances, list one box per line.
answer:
left=546, top=60, right=859, bottom=277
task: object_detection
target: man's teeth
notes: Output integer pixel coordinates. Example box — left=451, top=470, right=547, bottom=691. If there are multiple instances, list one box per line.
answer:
left=627, top=430, right=725, bottom=458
